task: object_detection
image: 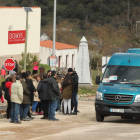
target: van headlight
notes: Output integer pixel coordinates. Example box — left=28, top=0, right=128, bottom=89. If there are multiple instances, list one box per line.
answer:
left=134, top=95, right=140, bottom=102
left=96, top=91, right=103, bottom=100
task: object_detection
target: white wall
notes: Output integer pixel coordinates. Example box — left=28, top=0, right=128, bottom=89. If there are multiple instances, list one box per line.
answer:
left=102, top=56, right=111, bottom=73
left=40, top=46, right=78, bottom=68
left=0, top=7, right=41, bottom=57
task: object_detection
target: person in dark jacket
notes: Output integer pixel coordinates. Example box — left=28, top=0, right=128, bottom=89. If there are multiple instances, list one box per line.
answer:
left=46, top=70, right=51, bottom=78
left=26, top=71, right=35, bottom=119
left=36, top=74, right=43, bottom=115
left=47, top=71, right=60, bottom=121
left=20, top=72, right=31, bottom=121
left=26, top=71, right=35, bottom=103
left=68, top=68, right=79, bottom=115
left=13, top=60, right=18, bottom=73
left=37, top=74, right=49, bottom=119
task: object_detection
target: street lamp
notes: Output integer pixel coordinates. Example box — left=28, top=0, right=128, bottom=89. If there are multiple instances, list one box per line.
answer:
left=23, top=7, right=33, bottom=71
left=50, top=0, right=57, bottom=71
left=136, top=21, right=140, bottom=37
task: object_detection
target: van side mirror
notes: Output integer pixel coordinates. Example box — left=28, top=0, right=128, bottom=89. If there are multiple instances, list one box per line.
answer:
left=95, top=76, right=100, bottom=85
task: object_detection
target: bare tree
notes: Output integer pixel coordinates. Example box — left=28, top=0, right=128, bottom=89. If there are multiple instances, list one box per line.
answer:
left=43, top=21, right=80, bottom=46
left=93, top=24, right=128, bottom=55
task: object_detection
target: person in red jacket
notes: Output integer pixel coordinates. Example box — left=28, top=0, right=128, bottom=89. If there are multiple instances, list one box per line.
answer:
left=5, top=77, right=15, bottom=121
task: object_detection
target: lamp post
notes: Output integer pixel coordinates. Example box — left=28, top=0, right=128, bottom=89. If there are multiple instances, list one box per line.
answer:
left=136, top=21, right=140, bottom=37
left=50, top=0, right=57, bottom=71
left=23, top=7, right=33, bottom=71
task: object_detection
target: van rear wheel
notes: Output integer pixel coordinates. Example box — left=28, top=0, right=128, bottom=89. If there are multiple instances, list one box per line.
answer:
left=96, top=112, right=104, bottom=122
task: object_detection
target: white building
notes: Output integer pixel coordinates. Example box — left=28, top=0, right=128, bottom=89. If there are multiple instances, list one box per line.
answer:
left=40, top=40, right=78, bottom=68
left=0, top=6, right=41, bottom=65
left=102, top=56, right=111, bottom=73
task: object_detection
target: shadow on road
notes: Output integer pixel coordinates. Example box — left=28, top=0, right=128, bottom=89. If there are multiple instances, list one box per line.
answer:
left=104, top=117, right=140, bottom=124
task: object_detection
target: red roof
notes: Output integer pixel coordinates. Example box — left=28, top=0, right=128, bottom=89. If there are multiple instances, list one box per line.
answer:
left=40, top=40, right=78, bottom=50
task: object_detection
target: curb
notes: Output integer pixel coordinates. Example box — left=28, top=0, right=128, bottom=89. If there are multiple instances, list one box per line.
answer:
left=79, top=97, right=95, bottom=101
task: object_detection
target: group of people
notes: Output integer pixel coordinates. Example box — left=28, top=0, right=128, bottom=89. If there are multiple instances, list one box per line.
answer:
left=0, top=67, right=79, bottom=124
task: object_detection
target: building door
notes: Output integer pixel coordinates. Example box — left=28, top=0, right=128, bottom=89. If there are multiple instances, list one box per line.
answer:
left=58, top=56, right=61, bottom=68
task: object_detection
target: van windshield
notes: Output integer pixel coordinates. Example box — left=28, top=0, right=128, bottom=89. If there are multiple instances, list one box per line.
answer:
left=102, top=65, right=140, bottom=84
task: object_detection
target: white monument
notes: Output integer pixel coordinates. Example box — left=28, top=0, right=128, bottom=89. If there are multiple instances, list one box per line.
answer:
left=40, top=33, right=50, bottom=41
left=75, top=36, right=91, bottom=85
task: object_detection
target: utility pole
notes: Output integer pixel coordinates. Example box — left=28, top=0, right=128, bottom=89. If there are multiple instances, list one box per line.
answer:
left=23, top=7, right=33, bottom=71
left=51, top=0, right=57, bottom=71
left=24, top=11, right=28, bottom=71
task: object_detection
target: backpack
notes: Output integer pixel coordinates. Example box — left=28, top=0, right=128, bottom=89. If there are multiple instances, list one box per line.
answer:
left=1, top=81, right=6, bottom=92
left=4, top=88, right=10, bottom=100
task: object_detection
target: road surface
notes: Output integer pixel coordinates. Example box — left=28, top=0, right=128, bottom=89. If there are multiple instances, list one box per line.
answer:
left=0, top=101, right=140, bottom=140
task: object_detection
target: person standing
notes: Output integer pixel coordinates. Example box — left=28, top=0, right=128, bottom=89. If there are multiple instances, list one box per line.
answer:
left=26, top=71, right=35, bottom=119
left=32, top=74, right=40, bottom=115
left=13, top=60, right=18, bottom=73
left=47, top=71, right=60, bottom=121
left=33, top=62, right=39, bottom=75
left=1, top=64, right=6, bottom=78
left=5, top=76, right=15, bottom=121
left=46, top=70, right=51, bottom=78
left=11, top=76, right=23, bottom=124
left=62, top=74, right=73, bottom=115
left=20, top=72, right=31, bottom=121
left=68, top=68, right=79, bottom=115
left=36, top=74, right=43, bottom=115
left=37, top=74, right=49, bottom=119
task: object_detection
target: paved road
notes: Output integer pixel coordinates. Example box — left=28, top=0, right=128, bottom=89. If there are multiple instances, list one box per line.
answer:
left=0, top=101, right=140, bottom=140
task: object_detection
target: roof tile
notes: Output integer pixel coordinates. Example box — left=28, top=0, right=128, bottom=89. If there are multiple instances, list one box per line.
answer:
left=40, top=40, right=78, bottom=50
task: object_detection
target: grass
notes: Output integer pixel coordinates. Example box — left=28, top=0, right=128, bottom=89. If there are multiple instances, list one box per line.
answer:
left=0, top=78, right=5, bottom=84
left=78, top=69, right=102, bottom=96
left=78, top=86, right=94, bottom=96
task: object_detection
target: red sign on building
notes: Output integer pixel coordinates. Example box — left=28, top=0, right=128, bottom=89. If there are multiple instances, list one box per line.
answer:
left=8, top=30, right=26, bottom=44
left=4, top=59, right=15, bottom=71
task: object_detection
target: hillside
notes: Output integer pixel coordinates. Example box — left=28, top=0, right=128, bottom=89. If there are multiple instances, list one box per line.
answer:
left=1, top=0, right=140, bottom=52
left=1, top=0, right=140, bottom=27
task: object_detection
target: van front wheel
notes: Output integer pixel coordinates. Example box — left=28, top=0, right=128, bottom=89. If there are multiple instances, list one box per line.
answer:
left=121, top=116, right=133, bottom=119
left=96, top=112, right=104, bottom=122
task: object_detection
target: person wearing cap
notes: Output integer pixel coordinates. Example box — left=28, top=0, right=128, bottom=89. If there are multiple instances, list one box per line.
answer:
left=68, top=68, right=79, bottom=115
left=47, top=71, right=60, bottom=121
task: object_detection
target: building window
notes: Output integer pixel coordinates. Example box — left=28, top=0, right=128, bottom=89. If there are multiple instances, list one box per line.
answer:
left=58, top=56, right=61, bottom=68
